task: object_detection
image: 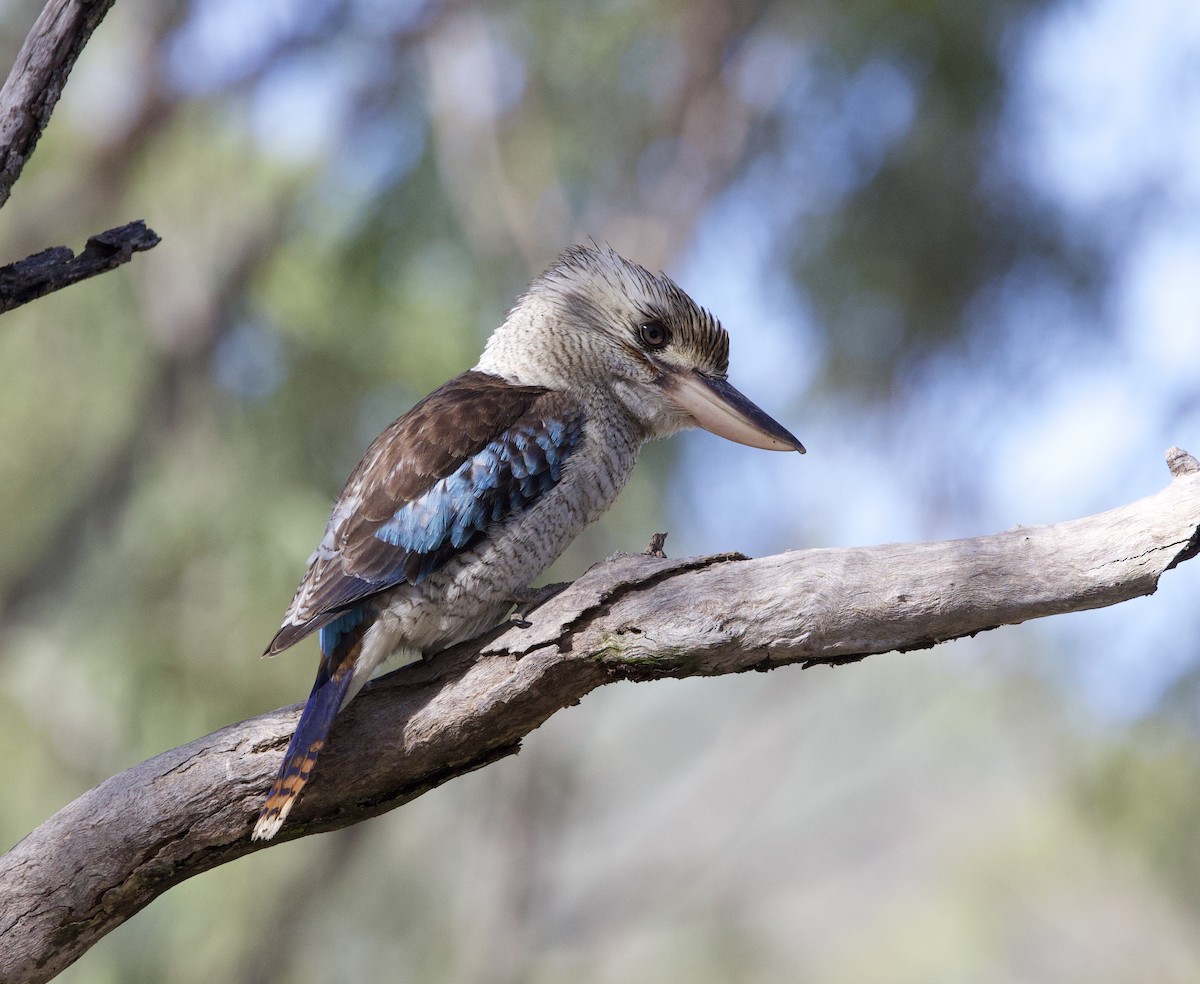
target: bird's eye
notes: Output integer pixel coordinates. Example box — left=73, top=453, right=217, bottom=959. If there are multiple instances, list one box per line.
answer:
left=638, top=321, right=670, bottom=350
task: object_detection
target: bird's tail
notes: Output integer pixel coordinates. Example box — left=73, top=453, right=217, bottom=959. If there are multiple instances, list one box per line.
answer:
left=252, top=612, right=367, bottom=841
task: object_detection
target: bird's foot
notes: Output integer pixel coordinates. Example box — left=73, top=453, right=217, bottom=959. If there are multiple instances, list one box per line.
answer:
left=507, top=582, right=572, bottom=627
left=605, top=532, right=672, bottom=564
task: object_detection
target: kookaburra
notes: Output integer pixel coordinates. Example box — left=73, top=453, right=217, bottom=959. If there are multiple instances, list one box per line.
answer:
left=253, top=244, right=804, bottom=841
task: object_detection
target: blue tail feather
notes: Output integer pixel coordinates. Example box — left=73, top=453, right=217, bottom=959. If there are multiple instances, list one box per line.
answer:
left=252, top=607, right=368, bottom=840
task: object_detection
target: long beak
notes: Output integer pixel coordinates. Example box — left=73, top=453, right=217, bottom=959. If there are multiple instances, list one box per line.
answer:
left=661, top=369, right=805, bottom=453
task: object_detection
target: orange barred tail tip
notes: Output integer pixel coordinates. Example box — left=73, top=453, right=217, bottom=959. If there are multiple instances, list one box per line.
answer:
left=252, top=740, right=324, bottom=841
left=252, top=614, right=365, bottom=842
left=251, top=655, right=355, bottom=841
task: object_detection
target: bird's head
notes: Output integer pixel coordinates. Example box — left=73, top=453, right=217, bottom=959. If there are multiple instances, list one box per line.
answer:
left=478, top=245, right=804, bottom=453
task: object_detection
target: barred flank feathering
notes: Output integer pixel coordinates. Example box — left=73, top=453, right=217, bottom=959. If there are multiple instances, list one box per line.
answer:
left=254, top=245, right=802, bottom=839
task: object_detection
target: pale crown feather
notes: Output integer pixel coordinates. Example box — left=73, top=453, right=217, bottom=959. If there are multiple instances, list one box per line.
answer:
left=475, top=245, right=730, bottom=440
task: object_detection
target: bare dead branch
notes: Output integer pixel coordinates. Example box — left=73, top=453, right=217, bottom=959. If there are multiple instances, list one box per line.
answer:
left=0, top=4, right=160, bottom=313
left=0, top=0, right=117, bottom=209
left=0, top=220, right=160, bottom=312
left=2, top=448, right=1199, bottom=984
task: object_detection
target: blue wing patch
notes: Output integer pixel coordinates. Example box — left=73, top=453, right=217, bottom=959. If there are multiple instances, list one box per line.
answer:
left=373, top=414, right=584, bottom=583
left=318, top=603, right=367, bottom=656
left=264, top=376, right=585, bottom=658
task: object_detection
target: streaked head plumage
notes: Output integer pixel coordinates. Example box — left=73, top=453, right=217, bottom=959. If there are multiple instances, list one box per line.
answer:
left=476, top=244, right=803, bottom=451
left=534, top=244, right=730, bottom=378
left=480, top=245, right=729, bottom=387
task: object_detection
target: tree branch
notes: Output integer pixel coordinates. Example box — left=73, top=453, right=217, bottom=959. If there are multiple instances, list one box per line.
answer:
left=3, top=448, right=1199, bottom=983
left=0, top=219, right=160, bottom=312
left=0, top=3, right=159, bottom=312
left=0, top=0, right=116, bottom=209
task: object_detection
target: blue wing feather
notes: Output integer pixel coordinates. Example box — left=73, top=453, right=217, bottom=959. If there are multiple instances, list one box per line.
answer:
left=318, top=604, right=367, bottom=656
left=372, top=415, right=584, bottom=582
left=265, top=375, right=586, bottom=656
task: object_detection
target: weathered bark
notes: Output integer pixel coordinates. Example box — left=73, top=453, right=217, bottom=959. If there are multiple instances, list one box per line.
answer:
left=2, top=448, right=1199, bottom=983
left=0, top=220, right=160, bottom=311
left=0, top=0, right=116, bottom=209
left=0, top=2, right=159, bottom=309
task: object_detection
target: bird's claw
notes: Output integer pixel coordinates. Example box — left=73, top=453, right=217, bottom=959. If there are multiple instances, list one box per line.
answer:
left=644, top=532, right=668, bottom=558
left=506, top=581, right=572, bottom=627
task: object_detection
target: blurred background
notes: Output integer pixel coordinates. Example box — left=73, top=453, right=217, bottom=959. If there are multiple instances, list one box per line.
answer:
left=2, top=0, right=1199, bottom=979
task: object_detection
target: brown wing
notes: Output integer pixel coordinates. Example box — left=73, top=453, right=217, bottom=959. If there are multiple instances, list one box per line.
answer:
left=265, top=371, right=584, bottom=655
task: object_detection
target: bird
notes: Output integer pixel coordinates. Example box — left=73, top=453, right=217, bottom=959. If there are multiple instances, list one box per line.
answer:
left=252, top=244, right=804, bottom=841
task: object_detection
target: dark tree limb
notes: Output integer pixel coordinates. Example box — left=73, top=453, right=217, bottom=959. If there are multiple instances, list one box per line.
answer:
left=0, top=0, right=116, bottom=209
left=0, top=220, right=160, bottom=311
left=2, top=448, right=1199, bottom=983
left=0, top=3, right=159, bottom=311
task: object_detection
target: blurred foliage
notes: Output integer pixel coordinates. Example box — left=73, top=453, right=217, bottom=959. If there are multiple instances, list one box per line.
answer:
left=2, top=0, right=1199, bottom=981
left=1076, top=728, right=1200, bottom=912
